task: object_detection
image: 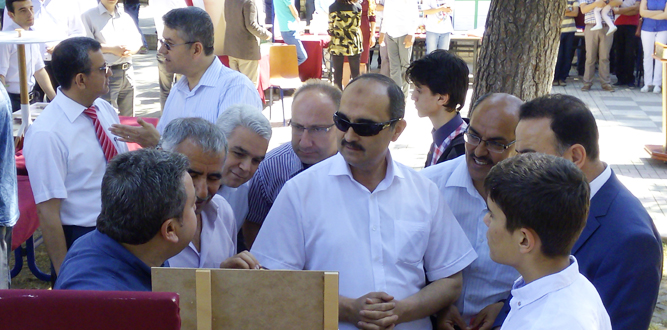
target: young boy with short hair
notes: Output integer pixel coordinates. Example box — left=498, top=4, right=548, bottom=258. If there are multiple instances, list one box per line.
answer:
left=483, top=153, right=611, bottom=330
left=406, top=49, right=469, bottom=167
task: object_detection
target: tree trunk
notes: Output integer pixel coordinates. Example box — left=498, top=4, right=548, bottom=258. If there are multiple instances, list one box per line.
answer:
left=471, top=0, right=566, bottom=107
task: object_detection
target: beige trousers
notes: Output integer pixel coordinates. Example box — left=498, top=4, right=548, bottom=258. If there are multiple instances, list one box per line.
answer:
left=583, top=24, right=614, bottom=86
left=228, top=56, right=260, bottom=87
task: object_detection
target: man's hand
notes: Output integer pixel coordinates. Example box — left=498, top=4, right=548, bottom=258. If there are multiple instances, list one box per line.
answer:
left=219, top=251, right=261, bottom=269
left=46, top=46, right=55, bottom=54
left=595, top=0, right=608, bottom=8
left=109, top=118, right=160, bottom=148
left=436, top=305, right=466, bottom=330
left=341, top=292, right=399, bottom=330
left=369, top=36, right=376, bottom=49
left=403, top=35, right=415, bottom=48
left=442, top=6, right=453, bottom=13
left=469, top=302, right=504, bottom=330
left=378, top=33, right=385, bottom=47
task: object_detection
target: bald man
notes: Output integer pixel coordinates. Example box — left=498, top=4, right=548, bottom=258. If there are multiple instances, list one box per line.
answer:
left=421, top=93, right=524, bottom=330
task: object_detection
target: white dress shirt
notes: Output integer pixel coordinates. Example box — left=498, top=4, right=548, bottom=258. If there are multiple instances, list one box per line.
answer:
left=156, top=57, right=262, bottom=133
left=168, top=195, right=237, bottom=268
left=421, top=155, right=520, bottom=323
left=379, top=0, right=419, bottom=38
left=38, top=0, right=86, bottom=61
left=251, top=152, right=478, bottom=330
left=0, top=20, right=44, bottom=94
left=589, top=163, right=611, bottom=199
left=501, top=257, right=612, bottom=330
left=24, top=90, right=129, bottom=227
left=81, top=2, right=142, bottom=65
left=217, top=182, right=250, bottom=233
left=422, top=0, right=454, bottom=34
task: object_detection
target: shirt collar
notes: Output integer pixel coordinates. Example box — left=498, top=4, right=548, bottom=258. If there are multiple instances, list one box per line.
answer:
left=328, top=150, right=406, bottom=190
left=444, top=155, right=481, bottom=196
left=510, top=256, right=579, bottom=310
left=56, top=88, right=94, bottom=123
left=97, top=2, right=120, bottom=18
left=432, top=113, right=464, bottom=145
left=588, top=163, right=611, bottom=200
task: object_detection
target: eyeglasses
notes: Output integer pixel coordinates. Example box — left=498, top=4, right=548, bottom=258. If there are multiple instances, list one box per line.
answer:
left=158, top=38, right=195, bottom=51
left=333, top=112, right=401, bottom=137
left=288, top=120, right=334, bottom=136
left=98, top=63, right=110, bottom=74
left=463, top=128, right=516, bottom=153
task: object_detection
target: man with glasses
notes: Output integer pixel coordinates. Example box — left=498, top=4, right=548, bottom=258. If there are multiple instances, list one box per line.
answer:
left=251, top=74, right=477, bottom=330
left=243, top=80, right=340, bottom=249
left=23, top=37, right=129, bottom=284
left=109, top=6, right=261, bottom=148
left=421, top=92, right=522, bottom=330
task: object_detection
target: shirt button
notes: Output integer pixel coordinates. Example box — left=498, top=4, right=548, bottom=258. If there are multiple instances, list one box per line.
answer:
left=372, top=226, right=376, bottom=231
left=518, top=301, right=521, bottom=306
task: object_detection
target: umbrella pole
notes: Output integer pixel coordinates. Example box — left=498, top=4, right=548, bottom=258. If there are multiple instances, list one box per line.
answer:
left=15, top=29, right=30, bottom=150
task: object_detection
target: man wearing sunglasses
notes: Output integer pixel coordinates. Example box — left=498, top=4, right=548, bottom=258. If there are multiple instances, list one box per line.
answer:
left=109, top=7, right=261, bottom=148
left=244, top=80, right=341, bottom=249
left=252, top=74, right=477, bottom=330
left=421, top=93, right=522, bottom=330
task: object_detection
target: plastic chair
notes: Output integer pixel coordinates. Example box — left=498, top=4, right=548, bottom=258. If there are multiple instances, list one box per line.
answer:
left=0, top=289, right=181, bottom=330
left=269, top=44, right=302, bottom=126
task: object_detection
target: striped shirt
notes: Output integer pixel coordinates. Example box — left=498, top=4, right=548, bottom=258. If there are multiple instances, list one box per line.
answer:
left=583, top=0, right=615, bottom=25
left=247, top=142, right=305, bottom=225
left=156, top=57, right=262, bottom=133
left=421, top=155, right=520, bottom=323
left=561, top=1, right=580, bottom=33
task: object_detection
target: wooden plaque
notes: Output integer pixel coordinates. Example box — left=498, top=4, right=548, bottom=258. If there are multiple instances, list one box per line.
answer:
left=152, top=268, right=339, bottom=330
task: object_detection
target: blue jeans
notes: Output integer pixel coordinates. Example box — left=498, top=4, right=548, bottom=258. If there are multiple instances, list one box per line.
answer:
left=426, top=32, right=451, bottom=54
left=281, top=30, right=308, bottom=65
left=554, top=32, right=575, bottom=81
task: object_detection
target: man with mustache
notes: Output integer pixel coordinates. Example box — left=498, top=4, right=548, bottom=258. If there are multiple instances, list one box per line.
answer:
left=243, top=80, right=340, bottom=248
left=160, top=117, right=261, bottom=269
left=251, top=74, right=476, bottom=330
left=421, top=93, right=522, bottom=330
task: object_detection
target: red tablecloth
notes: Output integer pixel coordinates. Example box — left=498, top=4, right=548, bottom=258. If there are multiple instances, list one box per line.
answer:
left=12, top=116, right=159, bottom=250
left=275, top=34, right=330, bottom=82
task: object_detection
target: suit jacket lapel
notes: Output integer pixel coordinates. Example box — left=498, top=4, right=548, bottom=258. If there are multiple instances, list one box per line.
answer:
left=572, top=171, right=620, bottom=254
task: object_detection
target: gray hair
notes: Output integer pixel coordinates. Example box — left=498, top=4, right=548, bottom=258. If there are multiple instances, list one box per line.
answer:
left=97, top=149, right=190, bottom=245
left=159, top=117, right=228, bottom=155
left=216, top=104, right=272, bottom=141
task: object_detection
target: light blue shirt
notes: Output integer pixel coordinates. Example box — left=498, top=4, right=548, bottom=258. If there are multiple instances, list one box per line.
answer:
left=421, top=155, right=519, bottom=323
left=157, top=57, right=262, bottom=133
left=0, top=84, right=18, bottom=227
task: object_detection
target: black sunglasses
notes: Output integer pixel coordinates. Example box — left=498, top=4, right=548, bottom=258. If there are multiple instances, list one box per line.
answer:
left=333, top=112, right=401, bottom=137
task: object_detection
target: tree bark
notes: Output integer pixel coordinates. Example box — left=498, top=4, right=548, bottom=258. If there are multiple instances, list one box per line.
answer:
left=471, top=0, right=566, bottom=107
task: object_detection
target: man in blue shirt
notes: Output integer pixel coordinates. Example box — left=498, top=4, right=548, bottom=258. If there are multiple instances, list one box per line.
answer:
left=0, top=83, right=18, bottom=289
left=55, top=149, right=198, bottom=291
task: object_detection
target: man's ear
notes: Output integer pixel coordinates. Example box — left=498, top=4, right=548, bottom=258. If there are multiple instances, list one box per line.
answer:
left=563, top=144, right=587, bottom=170
left=437, top=93, right=450, bottom=108
left=192, top=42, right=204, bottom=57
left=391, top=119, right=407, bottom=142
left=73, top=73, right=87, bottom=90
left=160, top=219, right=180, bottom=244
left=517, top=228, right=538, bottom=255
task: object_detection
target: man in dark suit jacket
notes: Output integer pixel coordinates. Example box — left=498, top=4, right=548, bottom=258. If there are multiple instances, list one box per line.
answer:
left=222, top=0, right=272, bottom=87
left=491, top=94, right=663, bottom=330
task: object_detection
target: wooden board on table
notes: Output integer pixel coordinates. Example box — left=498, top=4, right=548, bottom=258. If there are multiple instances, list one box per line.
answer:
left=152, top=268, right=339, bottom=330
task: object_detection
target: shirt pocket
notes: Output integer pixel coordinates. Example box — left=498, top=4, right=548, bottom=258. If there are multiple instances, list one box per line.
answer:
left=394, top=220, right=429, bottom=265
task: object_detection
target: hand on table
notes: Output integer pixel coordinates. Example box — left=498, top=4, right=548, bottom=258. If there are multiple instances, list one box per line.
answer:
left=219, top=251, right=261, bottom=269
left=436, top=305, right=467, bottom=330
left=109, top=118, right=160, bottom=148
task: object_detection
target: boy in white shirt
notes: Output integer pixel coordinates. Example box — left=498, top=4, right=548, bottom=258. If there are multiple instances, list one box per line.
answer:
left=483, top=153, right=611, bottom=330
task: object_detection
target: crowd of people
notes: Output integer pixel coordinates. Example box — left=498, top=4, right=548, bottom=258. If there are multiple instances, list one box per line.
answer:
left=0, top=1, right=665, bottom=330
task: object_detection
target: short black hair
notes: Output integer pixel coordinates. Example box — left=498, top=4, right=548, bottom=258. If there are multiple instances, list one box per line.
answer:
left=406, top=50, right=469, bottom=112
left=346, top=73, right=405, bottom=120
left=51, top=37, right=101, bottom=90
left=163, top=7, right=215, bottom=56
left=6, top=0, right=29, bottom=13
left=484, top=153, right=590, bottom=258
left=519, top=94, right=600, bottom=160
left=97, top=149, right=190, bottom=245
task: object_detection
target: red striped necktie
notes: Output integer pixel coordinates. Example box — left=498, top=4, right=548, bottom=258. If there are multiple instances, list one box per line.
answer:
left=83, top=105, right=118, bottom=162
